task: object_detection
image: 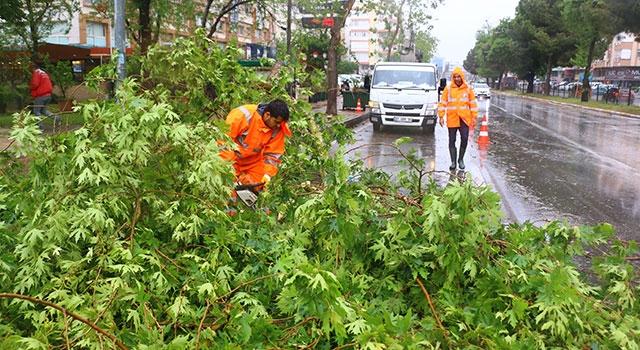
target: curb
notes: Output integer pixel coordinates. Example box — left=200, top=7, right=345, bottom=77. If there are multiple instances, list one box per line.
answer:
left=344, top=111, right=369, bottom=128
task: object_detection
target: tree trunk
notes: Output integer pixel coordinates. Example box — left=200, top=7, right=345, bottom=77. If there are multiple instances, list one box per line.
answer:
left=138, top=0, right=153, bottom=55
left=543, top=56, right=552, bottom=96
left=581, top=38, right=596, bottom=102
left=326, top=0, right=356, bottom=116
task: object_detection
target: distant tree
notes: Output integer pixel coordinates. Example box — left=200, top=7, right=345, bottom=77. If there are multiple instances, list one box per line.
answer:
left=562, top=0, right=617, bottom=102
left=482, top=19, right=524, bottom=89
left=609, top=0, right=640, bottom=35
left=414, top=28, right=437, bottom=62
left=1, top=0, right=78, bottom=59
left=363, top=0, right=443, bottom=62
left=0, top=0, right=23, bottom=22
left=338, top=60, right=359, bottom=74
left=514, top=0, right=577, bottom=95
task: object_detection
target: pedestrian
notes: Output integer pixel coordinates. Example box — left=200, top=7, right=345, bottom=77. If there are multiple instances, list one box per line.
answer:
left=219, top=99, right=291, bottom=190
left=29, top=62, right=61, bottom=130
left=438, top=67, right=479, bottom=171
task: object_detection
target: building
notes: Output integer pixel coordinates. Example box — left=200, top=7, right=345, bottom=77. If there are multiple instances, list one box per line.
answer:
left=591, top=32, right=640, bottom=87
left=343, top=3, right=402, bottom=74
left=38, top=1, right=280, bottom=72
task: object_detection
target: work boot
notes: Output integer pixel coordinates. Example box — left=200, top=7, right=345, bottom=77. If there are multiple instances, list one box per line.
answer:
left=54, top=115, right=61, bottom=127
left=458, top=147, right=466, bottom=170
left=449, top=147, right=457, bottom=171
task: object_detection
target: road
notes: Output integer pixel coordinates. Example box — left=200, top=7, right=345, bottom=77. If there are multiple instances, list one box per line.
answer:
left=486, top=93, right=640, bottom=242
left=344, top=93, right=640, bottom=243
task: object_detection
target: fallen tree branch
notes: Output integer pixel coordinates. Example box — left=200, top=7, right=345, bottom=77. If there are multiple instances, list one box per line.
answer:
left=415, top=277, right=448, bottom=339
left=0, top=293, right=127, bottom=350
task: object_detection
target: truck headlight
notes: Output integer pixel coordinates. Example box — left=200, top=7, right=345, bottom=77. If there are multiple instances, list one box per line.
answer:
left=369, top=100, right=380, bottom=113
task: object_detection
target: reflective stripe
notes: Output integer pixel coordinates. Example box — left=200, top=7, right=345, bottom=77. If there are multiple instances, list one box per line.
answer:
left=264, top=158, right=279, bottom=166
left=264, top=152, right=282, bottom=160
left=271, top=128, right=281, bottom=139
left=237, top=106, right=252, bottom=121
left=235, top=106, right=252, bottom=151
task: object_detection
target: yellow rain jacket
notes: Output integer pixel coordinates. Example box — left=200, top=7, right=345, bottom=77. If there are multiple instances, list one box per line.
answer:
left=438, top=67, right=479, bottom=128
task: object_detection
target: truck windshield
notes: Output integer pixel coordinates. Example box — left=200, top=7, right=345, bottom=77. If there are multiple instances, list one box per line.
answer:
left=372, top=68, right=436, bottom=88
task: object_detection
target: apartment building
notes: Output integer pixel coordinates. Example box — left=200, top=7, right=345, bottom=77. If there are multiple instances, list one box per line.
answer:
left=343, top=6, right=398, bottom=74
left=39, top=0, right=279, bottom=73
left=591, top=32, right=640, bottom=86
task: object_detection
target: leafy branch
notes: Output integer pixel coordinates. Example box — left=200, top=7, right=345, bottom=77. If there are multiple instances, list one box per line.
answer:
left=0, top=293, right=128, bottom=350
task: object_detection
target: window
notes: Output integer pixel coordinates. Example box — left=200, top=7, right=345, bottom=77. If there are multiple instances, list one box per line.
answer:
left=86, top=21, right=107, bottom=47
left=44, top=22, right=70, bottom=44
left=355, top=53, right=369, bottom=62
left=621, top=49, right=631, bottom=60
left=351, top=20, right=368, bottom=28
left=351, top=41, right=368, bottom=50
left=351, top=31, right=368, bottom=39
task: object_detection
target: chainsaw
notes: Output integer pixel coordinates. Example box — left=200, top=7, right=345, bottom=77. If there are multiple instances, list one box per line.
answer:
left=235, top=183, right=264, bottom=209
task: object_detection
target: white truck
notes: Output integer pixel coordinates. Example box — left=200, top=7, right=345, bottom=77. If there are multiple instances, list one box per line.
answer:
left=368, top=62, right=445, bottom=134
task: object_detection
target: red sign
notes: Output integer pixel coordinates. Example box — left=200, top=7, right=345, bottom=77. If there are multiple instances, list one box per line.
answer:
left=301, top=17, right=336, bottom=29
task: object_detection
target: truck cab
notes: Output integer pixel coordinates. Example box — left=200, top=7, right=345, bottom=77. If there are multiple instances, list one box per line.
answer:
left=368, top=62, right=444, bottom=134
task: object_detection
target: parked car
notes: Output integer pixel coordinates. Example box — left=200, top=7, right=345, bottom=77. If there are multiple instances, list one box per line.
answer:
left=619, top=87, right=636, bottom=101
left=472, top=82, right=491, bottom=99
left=602, top=87, right=635, bottom=102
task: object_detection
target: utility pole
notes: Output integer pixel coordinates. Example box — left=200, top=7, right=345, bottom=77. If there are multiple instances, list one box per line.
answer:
left=286, top=0, right=292, bottom=56
left=114, top=0, right=126, bottom=84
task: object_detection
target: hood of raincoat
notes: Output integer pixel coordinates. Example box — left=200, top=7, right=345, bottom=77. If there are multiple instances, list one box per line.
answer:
left=450, top=67, right=468, bottom=86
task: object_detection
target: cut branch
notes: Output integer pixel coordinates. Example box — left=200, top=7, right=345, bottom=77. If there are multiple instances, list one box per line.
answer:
left=415, top=277, right=448, bottom=339
left=0, top=293, right=128, bottom=350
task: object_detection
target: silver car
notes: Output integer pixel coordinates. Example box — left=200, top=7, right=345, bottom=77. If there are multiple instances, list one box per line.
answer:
left=472, top=82, right=491, bottom=99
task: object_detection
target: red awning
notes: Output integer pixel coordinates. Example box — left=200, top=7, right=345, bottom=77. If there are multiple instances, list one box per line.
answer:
left=38, top=43, right=91, bottom=61
left=89, top=47, right=133, bottom=57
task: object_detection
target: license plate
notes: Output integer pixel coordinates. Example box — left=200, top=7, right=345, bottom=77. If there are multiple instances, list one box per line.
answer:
left=394, top=117, right=411, bottom=122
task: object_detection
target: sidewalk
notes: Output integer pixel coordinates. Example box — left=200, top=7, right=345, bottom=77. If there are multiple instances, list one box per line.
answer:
left=309, top=94, right=369, bottom=127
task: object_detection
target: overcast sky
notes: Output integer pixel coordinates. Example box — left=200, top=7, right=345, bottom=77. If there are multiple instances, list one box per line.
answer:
left=429, top=0, right=520, bottom=64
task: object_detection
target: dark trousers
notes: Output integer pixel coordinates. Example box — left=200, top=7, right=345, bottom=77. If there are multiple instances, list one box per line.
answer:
left=448, top=120, right=470, bottom=149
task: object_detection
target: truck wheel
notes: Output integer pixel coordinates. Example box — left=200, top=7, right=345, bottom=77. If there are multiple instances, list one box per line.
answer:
left=373, top=122, right=381, bottom=131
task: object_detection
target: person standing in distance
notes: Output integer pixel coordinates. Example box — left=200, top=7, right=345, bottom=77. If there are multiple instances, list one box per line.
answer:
left=29, top=62, right=61, bottom=130
left=438, top=67, right=478, bottom=171
left=219, top=99, right=291, bottom=190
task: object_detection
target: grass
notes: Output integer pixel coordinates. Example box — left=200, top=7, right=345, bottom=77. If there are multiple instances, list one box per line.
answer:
left=0, top=105, right=82, bottom=129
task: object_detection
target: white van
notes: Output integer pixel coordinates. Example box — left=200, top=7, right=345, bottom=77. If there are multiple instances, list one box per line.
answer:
left=368, top=62, right=444, bottom=133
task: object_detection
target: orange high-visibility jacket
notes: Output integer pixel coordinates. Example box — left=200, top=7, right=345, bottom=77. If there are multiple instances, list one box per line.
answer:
left=438, top=67, right=479, bottom=128
left=220, top=103, right=291, bottom=182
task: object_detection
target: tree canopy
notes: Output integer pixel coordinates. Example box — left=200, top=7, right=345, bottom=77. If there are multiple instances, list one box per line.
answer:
left=0, top=0, right=78, bottom=58
left=467, top=0, right=640, bottom=97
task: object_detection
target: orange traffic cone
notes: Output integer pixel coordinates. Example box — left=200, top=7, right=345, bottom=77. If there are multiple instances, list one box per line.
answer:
left=477, top=114, right=490, bottom=145
left=356, top=98, right=363, bottom=113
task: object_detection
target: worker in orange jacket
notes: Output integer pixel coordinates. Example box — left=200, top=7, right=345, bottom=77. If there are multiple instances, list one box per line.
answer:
left=220, top=99, right=291, bottom=190
left=438, top=67, right=478, bottom=171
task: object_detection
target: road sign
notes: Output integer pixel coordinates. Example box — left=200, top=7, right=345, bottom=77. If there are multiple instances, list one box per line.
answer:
left=301, top=17, right=336, bottom=29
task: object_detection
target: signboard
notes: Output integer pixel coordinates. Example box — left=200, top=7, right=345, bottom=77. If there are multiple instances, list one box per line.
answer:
left=301, top=17, right=336, bottom=29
